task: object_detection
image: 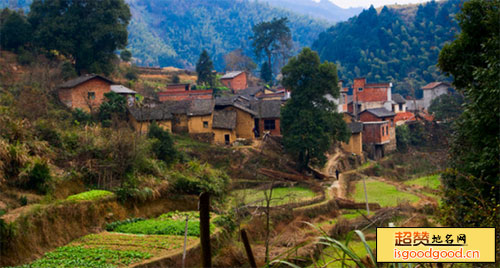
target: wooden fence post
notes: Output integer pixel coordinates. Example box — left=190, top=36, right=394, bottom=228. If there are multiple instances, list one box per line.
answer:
left=199, top=192, right=211, bottom=268
left=240, top=229, right=257, bottom=268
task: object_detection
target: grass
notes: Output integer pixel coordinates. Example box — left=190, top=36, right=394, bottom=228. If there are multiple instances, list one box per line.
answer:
left=404, top=174, right=441, bottom=190
left=66, top=190, right=114, bottom=201
left=109, top=212, right=214, bottom=237
left=339, top=209, right=367, bottom=220
left=313, top=240, right=377, bottom=268
left=19, top=232, right=199, bottom=268
left=232, top=186, right=316, bottom=207
left=18, top=245, right=151, bottom=268
left=353, top=179, right=420, bottom=207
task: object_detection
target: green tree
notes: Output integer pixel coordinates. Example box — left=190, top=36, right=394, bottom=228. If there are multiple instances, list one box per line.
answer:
left=98, top=92, right=127, bottom=127
left=28, top=0, right=131, bottom=75
left=120, top=49, right=132, bottom=62
left=0, top=10, right=32, bottom=51
left=395, top=125, right=410, bottom=152
left=251, top=17, right=292, bottom=79
left=281, top=48, right=349, bottom=170
left=196, top=49, right=215, bottom=87
left=147, top=122, right=178, bottom=165
left=428, top=93, right=464, bottom=122
left=260, top=61, right=272, bottom=84
left=437, top=0, right=499, bottom=228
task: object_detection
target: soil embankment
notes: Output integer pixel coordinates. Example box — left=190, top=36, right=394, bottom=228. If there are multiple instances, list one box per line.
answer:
left=0, top=194, right=197, bottom=267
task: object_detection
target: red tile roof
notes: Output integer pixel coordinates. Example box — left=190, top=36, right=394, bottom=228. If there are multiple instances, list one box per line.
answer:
left=394, top=112, right=416, bottom=122
left=422, top=82, right=451, bottom=90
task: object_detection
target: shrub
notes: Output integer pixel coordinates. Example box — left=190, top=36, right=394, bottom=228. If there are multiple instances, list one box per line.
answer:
left=105, top=218, right=145, bottom=231
left=71, top=108, right=92, bottom=125
left=125, top=67, right=138, bottom=80
left=147, top=122, right=178, bottom=164
left=35, top=121, right=62, bottom=147
left=0, top=219, right=16, bottom=251
left=19, top=195, right=28, bottom=206
left=171, top=161, right=229, bottom=198
left=396, top=125, right=410, bottom=152
left=98, top=92, right=127, bottom=125
left=27, top=160, right=51, bottom=194
left=16, top=48, right=35, bottom=65
left=60, top=61, right=77, bottom=80
left=213, top=215, right=236, bottom=232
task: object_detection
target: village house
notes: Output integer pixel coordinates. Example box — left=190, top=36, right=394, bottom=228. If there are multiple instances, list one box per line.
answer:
left=158, top=83, right=213, bottom=101
left=421, top=82, right=452, bottom=109
left=128, top=96, right=258, bottom=145
left=406, top=81, right=452, bottom=111
left=215, top=97, right=257, bottom=140
left=391, top=93, right=407, bottom=113
left=348, top=78, right=393, bottom=113
left=220, top=71, right=248, bottom=91
left=325, top=80, right=349, bottom=113
left=358, top=108, right=397, bottom=159
left=58, top=74, right=114, bottom=112
left=343, top=122, right=363, bottom=156
left=128, top=105, right=172, bottom=134
left=58, top=74, right=136, bottom=112
left=251, top=100, right=283, bottom=137
left=212, top=110, right=237, bottom=145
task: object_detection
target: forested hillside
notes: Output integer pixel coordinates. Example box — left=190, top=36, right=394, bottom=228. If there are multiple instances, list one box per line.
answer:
left=1, top=0, right=328, bottom=70
left=312, top=0, right=462, bottom=97
left=261, top=0, right=362, bottom=22
left=127, top=0, right=328, bottom=69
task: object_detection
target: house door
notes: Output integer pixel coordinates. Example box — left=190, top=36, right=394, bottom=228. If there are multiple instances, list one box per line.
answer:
left=254, top=118, right=260, bottom=137
left=224, top=134, right=230, bottom=145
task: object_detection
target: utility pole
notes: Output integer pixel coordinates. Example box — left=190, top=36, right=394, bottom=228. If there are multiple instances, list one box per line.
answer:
left=199, top=192, right=211, bottom=268
left=363, top=177, right=370, bottom=216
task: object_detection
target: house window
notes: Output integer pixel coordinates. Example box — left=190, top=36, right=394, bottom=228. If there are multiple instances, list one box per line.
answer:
left=88, top=92, right=95, bottom=100
left=203, top=121, right=208, bottom=128
left=264, top=119, right=275, bottom=130
left=399, top=104, right=403, bottom=111
left=358, top=87, right=363, bottom=92
left=386, top=126, right=389, bottom=135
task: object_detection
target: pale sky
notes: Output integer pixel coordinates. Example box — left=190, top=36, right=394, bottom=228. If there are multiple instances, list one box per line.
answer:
left=314, top=0, right=433, bottom=9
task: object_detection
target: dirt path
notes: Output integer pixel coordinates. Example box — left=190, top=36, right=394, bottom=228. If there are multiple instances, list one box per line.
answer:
left=322, top=151, right=342, bottom=176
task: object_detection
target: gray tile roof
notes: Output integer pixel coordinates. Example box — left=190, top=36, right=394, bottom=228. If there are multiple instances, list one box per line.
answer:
left=111, top=85, right=137, bottom=94
left=59, top=74, right=114, bottom=89
left=163, top=100, right=190, bottom=114
left=392, top=93, right=406, bottom=104
left=128, top=105, right=172, bottom=122
left=220, top=71, right=244, bottom=79
left=214, top=96, right=256, bottom=116
left=251, top=100, right=282, bottom=119
left=235, top=86, right=263, bottom=97
left=212, top=110, right=237, bottom=129
left=187, top=99, right=214, bottom=116
left=363, top=107, right=396, bottom=118
left=348, top=122, right=363, bottom=134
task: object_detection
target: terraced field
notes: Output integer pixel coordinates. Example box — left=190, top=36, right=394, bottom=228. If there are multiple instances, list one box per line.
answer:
left=353, top=179, right=420, bottom=207
left=231, top=186, right=317, bottom=207
left=17, top=211, right=210, bottom=268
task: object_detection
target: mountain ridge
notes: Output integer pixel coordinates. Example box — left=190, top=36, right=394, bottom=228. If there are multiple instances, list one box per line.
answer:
left=260, top=0, right=363, bottom=22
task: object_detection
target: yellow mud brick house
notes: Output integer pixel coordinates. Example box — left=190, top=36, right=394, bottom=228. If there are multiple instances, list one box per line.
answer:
left=214, top=97, right=257, bottom=140
left=212, top=110, right=237, bottom=144
left=128, top=104, right=172, bottom=134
